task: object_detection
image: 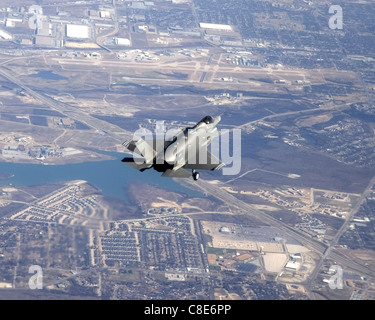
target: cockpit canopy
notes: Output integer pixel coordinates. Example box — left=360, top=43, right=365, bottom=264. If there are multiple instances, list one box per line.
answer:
left=200, top=115, right=214, bottom=124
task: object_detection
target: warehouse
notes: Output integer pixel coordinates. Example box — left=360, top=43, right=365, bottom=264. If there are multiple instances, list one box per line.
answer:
left=199, top=23, right=232, bottom=31
left=0, top=29, right=12, bottom=40
left=66, top=24, right=90, bottom=39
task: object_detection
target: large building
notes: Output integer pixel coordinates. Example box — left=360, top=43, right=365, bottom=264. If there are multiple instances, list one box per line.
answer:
left=66, top=24, right=90, bottom=39
left=115, top=38, right=131, bottom=46
left=0, top=29, right=12, bottom=40
left=199, top=23, right=232, bottom=31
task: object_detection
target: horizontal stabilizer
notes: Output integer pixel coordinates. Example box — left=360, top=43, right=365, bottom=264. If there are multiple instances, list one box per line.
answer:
left=161, top=168, right=191, bottom=178
left=122, top=157, right=152, bottom=171
left=122, top=138, right=156, bottom=164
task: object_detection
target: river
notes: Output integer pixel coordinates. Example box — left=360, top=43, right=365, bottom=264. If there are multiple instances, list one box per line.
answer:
left=0, top=152, right=202, bottom=201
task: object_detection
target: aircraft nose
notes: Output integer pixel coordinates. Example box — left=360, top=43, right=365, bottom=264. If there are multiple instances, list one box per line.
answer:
left=213, top=116, right=221, bottom=124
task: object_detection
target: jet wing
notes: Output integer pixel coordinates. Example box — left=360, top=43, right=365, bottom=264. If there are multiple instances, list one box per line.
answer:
left=184, top=147, right=225, bottom=171
left=161, top=168, right=191, bottom=178
left=121, top=157, right=152, bottom=171
left=123, top=139, right=174, bottom=161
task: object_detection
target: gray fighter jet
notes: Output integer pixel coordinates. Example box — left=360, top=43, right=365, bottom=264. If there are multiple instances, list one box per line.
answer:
left=122, top=115, right=225, bottom=180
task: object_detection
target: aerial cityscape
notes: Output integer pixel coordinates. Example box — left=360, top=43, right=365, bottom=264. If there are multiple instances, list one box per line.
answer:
left=0, top=0, right=375, bottom=302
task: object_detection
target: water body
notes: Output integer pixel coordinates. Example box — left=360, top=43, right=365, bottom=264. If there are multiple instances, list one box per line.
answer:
left=0, top=173, right=13, bottom=180
left=0, top=152, right=202, bottom=201
left=29, top=70, right=68, bottom=81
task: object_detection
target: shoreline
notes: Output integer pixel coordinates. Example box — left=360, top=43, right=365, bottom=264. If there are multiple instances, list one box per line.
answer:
left=0, top=152, right=115, bottom=166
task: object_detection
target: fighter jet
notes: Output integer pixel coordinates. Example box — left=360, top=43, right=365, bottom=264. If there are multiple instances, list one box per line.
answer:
left=122, top=115, right=225, bottom=180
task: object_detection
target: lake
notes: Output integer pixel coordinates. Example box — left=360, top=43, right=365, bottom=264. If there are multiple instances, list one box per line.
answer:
left=0, top=152, right=203, bottom=201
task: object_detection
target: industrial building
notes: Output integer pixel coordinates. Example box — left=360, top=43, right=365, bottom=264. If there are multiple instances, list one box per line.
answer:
left=219, top=226, right=231, bottom=234
left=115, top=38, right=131, bottom=46
left=199, top=23, right=232, bottom=31
left=285, top=260, right=300, bottom=270
left=66, top=24, right=90, bottom=39
left=0, top=29, right=12, bottom=40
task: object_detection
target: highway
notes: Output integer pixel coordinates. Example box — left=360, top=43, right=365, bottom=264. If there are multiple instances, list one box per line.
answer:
left=305, top=173, right=375, bottom=298
left=185, top=179, right=328, bottom=253
left=0, top=66, right=130, bottom=144
left=183, top=178, right=375, bottom=281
